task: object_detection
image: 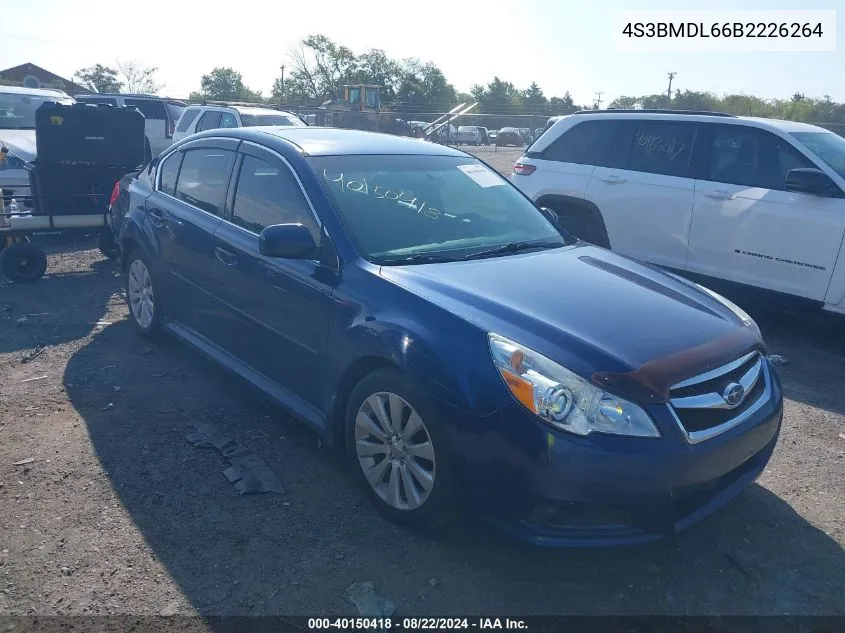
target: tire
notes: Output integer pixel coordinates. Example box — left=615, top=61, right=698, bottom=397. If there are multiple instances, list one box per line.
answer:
left=125, top=249, right=163, bottom=338
left=98, top=228, right=120, bottom=260
left=1, top=242, right=47, bottom=283
left=345, top=367, right=458, bottom=529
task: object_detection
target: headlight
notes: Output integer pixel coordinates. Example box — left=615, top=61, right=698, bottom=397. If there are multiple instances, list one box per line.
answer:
left=488, top=333, right=661, bottom=438
left=693, top=283, right=762, bottom=339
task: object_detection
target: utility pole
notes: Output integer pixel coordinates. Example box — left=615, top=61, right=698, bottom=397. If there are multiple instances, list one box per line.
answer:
left=667, top=72, right=676, bottom=106
left=594, top=91, right=603, bottom=109
left=279, top=64, right=286, bottom=103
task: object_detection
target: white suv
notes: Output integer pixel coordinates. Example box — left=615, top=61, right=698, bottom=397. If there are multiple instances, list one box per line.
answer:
left=172, top=104, right=306, bottom=142
left=512, top=110, right=845, bottom=314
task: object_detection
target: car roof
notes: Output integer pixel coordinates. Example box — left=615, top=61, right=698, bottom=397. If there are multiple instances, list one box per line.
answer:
left=193, top=127, right=470, bottom=157
left=231, top=106, right=299, bottom=117
left=0, top=85, right=72, bottom=99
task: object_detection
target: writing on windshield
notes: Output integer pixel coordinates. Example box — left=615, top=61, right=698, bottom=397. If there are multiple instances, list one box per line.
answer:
left=322, top=169, right=462, bottom=222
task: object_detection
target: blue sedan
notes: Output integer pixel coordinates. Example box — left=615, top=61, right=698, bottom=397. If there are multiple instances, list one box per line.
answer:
left=112, top=127, right=783, bottom=546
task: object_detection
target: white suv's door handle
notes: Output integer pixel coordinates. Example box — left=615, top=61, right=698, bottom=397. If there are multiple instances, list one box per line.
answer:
left=598, top=174, right=627, bottom=184
left=701, top=190, right=734, bottom=200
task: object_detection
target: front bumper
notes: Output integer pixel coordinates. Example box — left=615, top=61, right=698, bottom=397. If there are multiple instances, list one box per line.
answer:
left=445, top=365, right=783, bottom=547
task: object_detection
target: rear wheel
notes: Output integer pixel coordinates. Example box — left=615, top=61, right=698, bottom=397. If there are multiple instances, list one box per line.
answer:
left=1, top=241, right=47, bottom=283
left=125, top=250, right=162, bottom=338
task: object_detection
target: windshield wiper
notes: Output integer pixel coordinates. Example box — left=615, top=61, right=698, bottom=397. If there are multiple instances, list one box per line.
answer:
left=458, top=239, right=563, bottom=261
left=377, top=253, right=460, bottom=266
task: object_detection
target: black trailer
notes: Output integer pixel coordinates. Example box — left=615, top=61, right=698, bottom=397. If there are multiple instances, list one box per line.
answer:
left=0, top=101, right=146, bottom=282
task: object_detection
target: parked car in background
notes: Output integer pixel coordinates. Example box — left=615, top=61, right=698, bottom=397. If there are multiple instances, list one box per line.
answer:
left=74, top=93, right=186, bottom=157
left=496, top=127, right=523, bottom=147
left=113, top=126, right=782, bottom=546
left=1, top=85, right=74, bottom=213
left=533, top=127, right=546, bottom=142
left=172, top=104, right=306, bottom=143
left=512, top=109, right=845, bottom=315
left=454, top=126, right=483, bottom=145
left=488, top=129, right=498, bottom=143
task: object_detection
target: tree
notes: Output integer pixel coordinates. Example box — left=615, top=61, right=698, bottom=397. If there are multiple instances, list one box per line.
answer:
left=116, top=60, right=162, bottom=94
left=395, top=59, right=457, bottom=109
left=74, top=64, right=123, bottom=93
left=285, top=34, right=358, bottom=102
left=549, top=92, right=577, bottom=115
left=353, top=49, right=403, bottom=103
left=196, top=67, right=262, bottom=102
left=522, top=82, right=547, bottom=111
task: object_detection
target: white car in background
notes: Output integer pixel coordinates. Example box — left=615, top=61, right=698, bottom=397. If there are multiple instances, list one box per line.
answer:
left=172, top=104, right=306, bottom=142
left=512, top=109, right=845, bottom=315
left=454, top=126, right=484, bottom=145
left=0, top=85, right=74, bottom=214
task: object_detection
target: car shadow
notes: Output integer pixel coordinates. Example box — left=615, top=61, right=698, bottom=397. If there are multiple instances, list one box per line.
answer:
left=0, top=251, right=120, bottom=355
left=64, top=322, right=845, bottom=618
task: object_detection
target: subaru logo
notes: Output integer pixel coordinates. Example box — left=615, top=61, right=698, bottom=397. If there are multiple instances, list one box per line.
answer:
left=723, top=382, right=746, bottom=408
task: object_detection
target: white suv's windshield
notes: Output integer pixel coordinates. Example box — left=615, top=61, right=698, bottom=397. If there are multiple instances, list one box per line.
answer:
left=240, top=113, right=306, bottom=127
left=790, top=132, right=845, bottom=179
left=0, top=92, right=72, bottom=129
left=310, top=154, right=568, bottom=264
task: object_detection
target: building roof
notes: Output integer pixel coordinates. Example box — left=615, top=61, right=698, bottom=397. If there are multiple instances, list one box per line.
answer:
left=0, top=62, right=92, bottom=93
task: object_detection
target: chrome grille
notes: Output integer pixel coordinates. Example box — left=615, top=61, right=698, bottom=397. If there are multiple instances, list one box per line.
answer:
left=669, top=351, right=770, bottom=444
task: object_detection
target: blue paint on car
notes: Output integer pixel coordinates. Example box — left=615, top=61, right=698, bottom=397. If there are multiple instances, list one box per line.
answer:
left=115, top=126, right=783, bottom=546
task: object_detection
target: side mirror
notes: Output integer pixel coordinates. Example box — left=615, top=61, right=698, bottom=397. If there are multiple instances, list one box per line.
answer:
left=785, top=168, right=841, bottom=197
left=259, top=223, right=317, bottom=259
left=539, top=206, right=559, bottom=224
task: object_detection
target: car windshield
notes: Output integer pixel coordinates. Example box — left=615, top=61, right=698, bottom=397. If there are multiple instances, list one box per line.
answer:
left=0, top=92, right=71, bottom=129
left=309, top=154, right=569, bottom=264
left=790, top=131, right=845, bottom=179
left=240, top=113, right=306, bottom=127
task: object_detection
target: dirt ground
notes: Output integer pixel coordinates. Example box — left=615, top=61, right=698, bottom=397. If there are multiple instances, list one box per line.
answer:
left=0, top=236, right=843, bottom=621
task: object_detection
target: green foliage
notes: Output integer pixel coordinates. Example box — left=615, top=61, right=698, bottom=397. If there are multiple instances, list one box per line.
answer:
left=608, top=90, right=845, bottom=124
left=73, top=64, right=123, bottom=93
left=195, top=67, right=263, bottom=102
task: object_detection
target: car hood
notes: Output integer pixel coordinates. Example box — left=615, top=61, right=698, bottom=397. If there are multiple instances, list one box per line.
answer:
left=379, top=244, right=763, bottom=404
left=0, top=130, right=36, bottom=163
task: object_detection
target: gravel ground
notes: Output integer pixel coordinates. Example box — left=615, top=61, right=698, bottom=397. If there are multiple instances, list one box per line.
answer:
left=0, top=236, right=843, bottom=621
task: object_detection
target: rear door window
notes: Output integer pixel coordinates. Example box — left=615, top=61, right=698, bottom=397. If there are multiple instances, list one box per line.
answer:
left=174, top=148, right=235, bottom=216
left=196, top=111, right=223, bottom=132
left=219, top=112, right=238, bottom=128
left=625, top=121, right=699, bottom=178
left=124, top=98, right=167, bottom=121
left=158, top=151, right=183, bottom=196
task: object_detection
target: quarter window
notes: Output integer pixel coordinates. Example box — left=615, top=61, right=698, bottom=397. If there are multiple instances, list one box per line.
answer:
left=542, top=121, right=624, bottom=168
left=196, top=111, right=222, bottom=132
left=173, top=148, right=235, bottom=216
left=231, top=155, right=319, bottom=240
left=176, top=108, right=201, bottom=133
left=219, top=112, right=238, bottom=128
left=626, top=121, right=697, bottom=178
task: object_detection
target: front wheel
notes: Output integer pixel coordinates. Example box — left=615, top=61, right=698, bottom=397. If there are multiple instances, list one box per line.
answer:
left=125, top=250, right=162, bottom=337
left=345, top=368, right=458, bottom=529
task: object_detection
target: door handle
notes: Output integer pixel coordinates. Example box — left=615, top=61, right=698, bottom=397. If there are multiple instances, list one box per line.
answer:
left=214, top=246, right=237, bottom=267
left=701, top=190, right=734, bottom=200
left=598, top=174, right=626, bottom=184
left=148, top=208, right=165, bottom=228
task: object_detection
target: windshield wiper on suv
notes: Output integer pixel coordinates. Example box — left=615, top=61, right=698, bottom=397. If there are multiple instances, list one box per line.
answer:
left=458, top=239, right=564, bottom=261
left=377, top=253, right=461, bottom=266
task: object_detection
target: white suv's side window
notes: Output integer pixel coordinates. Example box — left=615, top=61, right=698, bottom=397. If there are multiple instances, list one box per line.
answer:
left=219, top=112, right=238, bottom=128
left=542, top=120, right=622, bottom=167
left=705, top=125, right=815, bottom=190
left=626, top=121, right=698, bottom=178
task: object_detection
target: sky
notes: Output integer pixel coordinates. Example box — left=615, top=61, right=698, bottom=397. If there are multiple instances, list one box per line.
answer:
left=1, top=0, right=843, bottom=106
